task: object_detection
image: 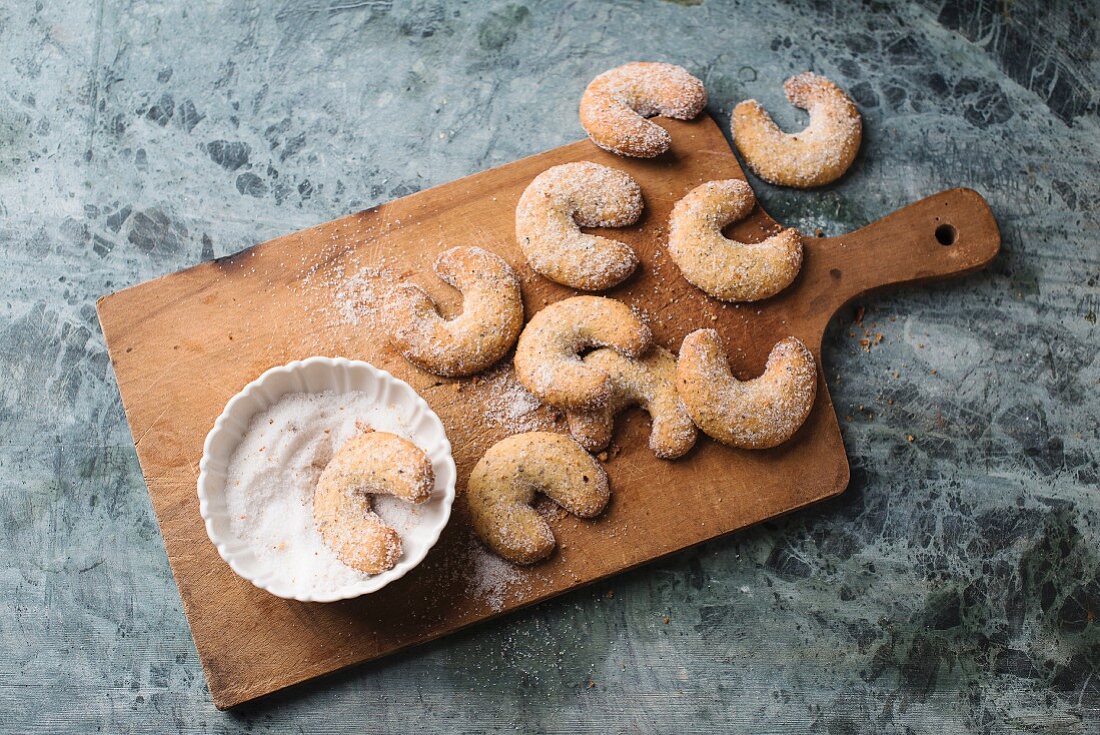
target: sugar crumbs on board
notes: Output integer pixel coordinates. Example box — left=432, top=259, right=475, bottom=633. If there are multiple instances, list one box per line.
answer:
left=468, top=541, right=528, bottom=612
left=475, top=364, right=556, bottom=433
left=328, top=261, right=399, bottom=328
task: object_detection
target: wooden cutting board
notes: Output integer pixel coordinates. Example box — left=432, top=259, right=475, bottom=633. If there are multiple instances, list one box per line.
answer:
left=96, top=114, right=999, bottom=709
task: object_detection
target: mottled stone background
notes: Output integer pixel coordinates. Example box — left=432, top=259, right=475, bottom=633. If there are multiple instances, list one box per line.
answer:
left=1, top=0, right=1096, bottom=732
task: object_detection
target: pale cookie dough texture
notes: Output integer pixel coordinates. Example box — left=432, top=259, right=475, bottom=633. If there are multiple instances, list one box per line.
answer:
left=514, top=295, right=653, bottom=411
left=516, top=161, right=645, bottom=291
left=668, top=178, right=803, bottom=302
left=314, top=431, right=434, bottom=574
left=732, top=71, right=862, bottom=188
left=676, top=329, right=818, bottom=449
left=567, top=346, right=697, bottom=459
left=580, top=61, right=707, bottom=158
left=387, top=246, right=525, bottom=377
left=467, top=432, right=610, bottom=565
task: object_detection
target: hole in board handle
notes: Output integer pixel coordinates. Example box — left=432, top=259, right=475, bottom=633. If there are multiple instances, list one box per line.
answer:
left=935, top=224, right=958, bottom=246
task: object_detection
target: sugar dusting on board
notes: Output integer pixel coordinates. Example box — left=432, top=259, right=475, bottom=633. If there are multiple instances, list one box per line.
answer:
left=224, top=390, right=430, bottom=596
left=325, top=260, right=399, bottom=328
left=476, top=365, right=556, bottom=433
left=418, top=529, right=531, bottom=613
left=469, top=542, right=526, bottom=611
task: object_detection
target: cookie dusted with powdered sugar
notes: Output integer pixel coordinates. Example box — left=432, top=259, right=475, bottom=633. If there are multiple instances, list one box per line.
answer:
left=668, top=178, right=802, bottom=302
left=467, top=432, right=609, bottom=565
left=514, top=296, right=652, bottom=411
left=732, top=72, right=861, bottom=188
left=313, top=431, right=433, bottom=575
left=676, top=330, right=817, bottom=449
left=566, top=346, right=697, bottom=459
left=580, top=62, right=707, bottom=158
left=387, top=246, right=524, bottom=377
left=516, top=162, right=643, bottom=291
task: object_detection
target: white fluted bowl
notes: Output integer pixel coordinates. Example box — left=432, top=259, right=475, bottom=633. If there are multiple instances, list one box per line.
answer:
left=197, top=357, right=456, bottom=602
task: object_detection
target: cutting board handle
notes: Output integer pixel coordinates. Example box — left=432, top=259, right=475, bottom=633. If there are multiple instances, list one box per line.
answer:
left=802, top=188, right=1001, bottom=325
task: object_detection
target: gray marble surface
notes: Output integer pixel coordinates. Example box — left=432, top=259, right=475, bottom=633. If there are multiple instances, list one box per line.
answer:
left=1, top=0, right=1097, bottom=732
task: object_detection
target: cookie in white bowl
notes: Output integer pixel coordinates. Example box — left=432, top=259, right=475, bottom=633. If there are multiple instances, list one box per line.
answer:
left=197, top=357, right=456, bottom=602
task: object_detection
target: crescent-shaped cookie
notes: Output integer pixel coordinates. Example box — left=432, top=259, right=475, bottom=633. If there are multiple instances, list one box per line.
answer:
left=514, top=296, right=652, bottom=410
left=676, top=329, right=817, bottom=449
left=580, top=62, right=707, bottom=158
left=732, top=72, right=862, bottom=188
left=516, top=162, right=643, bottom=291
left=668, top=178, right=802, bottom=302
left=566, top=346, right=697, bottom=459
left=467, top=432, right=610, bottom=564
left=387, top=246, right=524, bottom=377
left=314, top=431, right=434, bottom=574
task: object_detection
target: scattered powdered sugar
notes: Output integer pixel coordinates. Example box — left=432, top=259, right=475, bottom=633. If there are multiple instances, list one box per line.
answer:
left=223, top=390, right=429, bottom=596
left=412, top=528, right=536, bottom=613
left=477, top=365, right=555, bottom=433
left=468, top=542, right=527, bottom=612
left=328, top=261, right=398, bottom=328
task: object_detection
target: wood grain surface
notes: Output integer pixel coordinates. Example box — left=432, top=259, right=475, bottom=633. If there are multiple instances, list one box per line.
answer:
left=95, top=114, right=999, bottom=709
